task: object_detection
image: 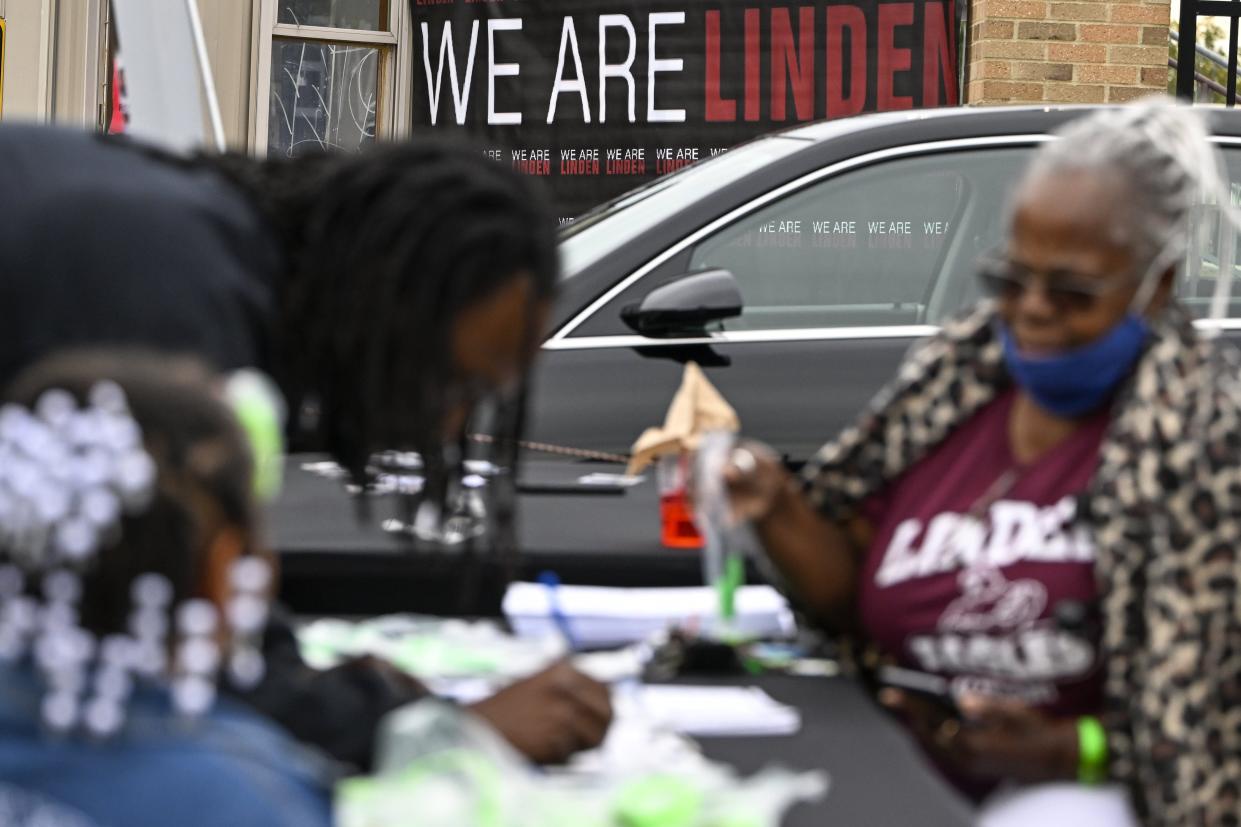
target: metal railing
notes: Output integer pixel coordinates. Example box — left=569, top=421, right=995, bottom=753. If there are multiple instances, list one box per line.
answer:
left=1170, top=30, right=1231, bottom=103
left=1176, top=1, right=1241, bottom=105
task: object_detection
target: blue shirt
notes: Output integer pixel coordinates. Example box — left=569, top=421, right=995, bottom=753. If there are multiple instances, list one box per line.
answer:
left=0, top=664, right=335, bottom=827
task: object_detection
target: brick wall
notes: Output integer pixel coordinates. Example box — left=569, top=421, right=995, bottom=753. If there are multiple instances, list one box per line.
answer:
left=966, top=0, right=1171, bottom=104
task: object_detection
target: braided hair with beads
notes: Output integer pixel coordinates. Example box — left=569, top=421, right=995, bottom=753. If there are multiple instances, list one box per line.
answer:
left=0, top=350, right=274, bottom=736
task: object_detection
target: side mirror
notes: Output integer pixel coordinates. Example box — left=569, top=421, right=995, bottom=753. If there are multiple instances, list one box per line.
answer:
left=621, top=269, right=743, bottom=336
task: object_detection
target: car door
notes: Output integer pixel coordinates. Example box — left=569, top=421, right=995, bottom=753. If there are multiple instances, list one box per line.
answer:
left=528, top=141, right=1041, bottom=464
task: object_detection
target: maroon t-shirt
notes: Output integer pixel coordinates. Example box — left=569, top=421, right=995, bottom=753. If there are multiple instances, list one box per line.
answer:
left=859, top=387, right=1109, bottom=720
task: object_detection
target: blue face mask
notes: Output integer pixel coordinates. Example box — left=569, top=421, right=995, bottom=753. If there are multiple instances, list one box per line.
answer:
left=999, top=313, right=1149, bottom=418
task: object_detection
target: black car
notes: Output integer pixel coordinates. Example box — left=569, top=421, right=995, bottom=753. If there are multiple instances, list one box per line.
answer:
left=528, top=105, right=1241, bottom=466
left=277, top=105, right=1241, bottom=614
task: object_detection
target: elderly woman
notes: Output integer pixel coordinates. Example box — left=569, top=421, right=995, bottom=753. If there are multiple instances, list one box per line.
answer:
left=727, top=99, right=1241, bottom=825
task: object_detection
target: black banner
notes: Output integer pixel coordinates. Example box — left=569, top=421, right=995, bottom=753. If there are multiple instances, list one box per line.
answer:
left=409, top=1, right=960, bottom=221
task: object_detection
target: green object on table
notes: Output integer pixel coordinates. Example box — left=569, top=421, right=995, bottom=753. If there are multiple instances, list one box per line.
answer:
left=706, top=814, right=762, bottom=827
left=1077, top=715, right=1109, bottom=785
left=718, top=553, right=744, bottom=622
left=614, top=775, right=704, bottom=827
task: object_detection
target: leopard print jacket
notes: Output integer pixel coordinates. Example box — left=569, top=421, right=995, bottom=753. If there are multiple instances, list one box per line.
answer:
left=801, top=301, right=1241, bottom=825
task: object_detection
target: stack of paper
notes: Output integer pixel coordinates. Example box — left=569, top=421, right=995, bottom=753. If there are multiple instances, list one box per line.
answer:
left=628, top=685, right=802, bottom=737
left=502, top=583, right=795, bottom=649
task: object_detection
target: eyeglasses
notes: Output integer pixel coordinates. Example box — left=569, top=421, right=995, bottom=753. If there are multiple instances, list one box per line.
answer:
left=976, top=253, right=1135, bottom=313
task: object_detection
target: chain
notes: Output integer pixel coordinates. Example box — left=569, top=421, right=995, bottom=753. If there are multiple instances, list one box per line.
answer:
left=466, top=433, right=631, bottom=465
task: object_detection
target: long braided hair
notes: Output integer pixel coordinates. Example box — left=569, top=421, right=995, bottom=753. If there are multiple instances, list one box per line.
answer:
left=212, top=142, right=555, bottom=470
left=97, top=134, right=556, bottom=562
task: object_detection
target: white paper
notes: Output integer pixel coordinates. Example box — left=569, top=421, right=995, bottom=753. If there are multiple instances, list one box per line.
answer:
left=629, top=685, right=801, bottom=737
left=503, top=583, right=795, bottom=649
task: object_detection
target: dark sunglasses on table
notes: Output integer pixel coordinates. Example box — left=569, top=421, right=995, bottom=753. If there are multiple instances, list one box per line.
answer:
left=976, top=253, right=1135, bottom=312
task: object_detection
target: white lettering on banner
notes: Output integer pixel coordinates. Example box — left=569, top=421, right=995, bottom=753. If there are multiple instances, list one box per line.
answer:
left=422, top=21, right=479, bottom=126
left=419, top=14, right=689, bottom=126
left=874, top=497, right=1091, bottom=588
left=547, top=17, right=591, bottom=123
left=907, top=627, right=1096, bottom=682
left=488, top=19, right=523, bottom=125
left=598, top=14, right=637, bottom=124
left=605, top=148, right=645, bottom=161
left=647, top=12, right=686, bottom=123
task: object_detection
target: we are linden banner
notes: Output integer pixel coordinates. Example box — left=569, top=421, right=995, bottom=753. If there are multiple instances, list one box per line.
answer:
left=407, top=1, right=960, bottom=221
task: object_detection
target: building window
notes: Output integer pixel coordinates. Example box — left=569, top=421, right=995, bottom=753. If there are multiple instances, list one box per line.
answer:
left=254, top=0, right=408, bottom=157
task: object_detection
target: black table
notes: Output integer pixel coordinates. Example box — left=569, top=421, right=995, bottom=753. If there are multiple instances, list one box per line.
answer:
left=694, top=675, right=972, bottom=827
left=272, top=455, right=736, bottom=615
left=274, top=459, right=975, bottom=823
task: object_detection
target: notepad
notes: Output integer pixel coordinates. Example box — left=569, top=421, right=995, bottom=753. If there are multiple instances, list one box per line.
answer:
left=629, top=685, right=802, bottom=737
left=502, top=583, right=795, bottom=649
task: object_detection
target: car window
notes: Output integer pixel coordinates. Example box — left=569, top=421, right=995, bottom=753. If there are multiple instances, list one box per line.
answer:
left=569, top=147, right=1033, bottom=338
left=1180, top=147, right=1241, bottom=320
left=558, top=136, right=808, bottom=277
left=690, top=149, right=1033, bottom=331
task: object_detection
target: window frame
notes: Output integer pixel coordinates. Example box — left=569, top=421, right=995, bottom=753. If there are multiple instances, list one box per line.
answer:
left=548, top=136, right=1052, bottom=350
left=250, top=0, right=412, bottom=156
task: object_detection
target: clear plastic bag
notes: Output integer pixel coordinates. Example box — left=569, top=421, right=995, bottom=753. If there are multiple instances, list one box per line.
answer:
left=337, top=698, right=829, bottom=827
left=691, top=431, right=747, bottom=641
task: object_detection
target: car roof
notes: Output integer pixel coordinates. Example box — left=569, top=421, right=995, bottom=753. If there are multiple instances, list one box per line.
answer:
left=776, top=104, right=1241, bottom=144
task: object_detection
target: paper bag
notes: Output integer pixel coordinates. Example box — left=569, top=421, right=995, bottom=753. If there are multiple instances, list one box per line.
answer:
left=626, top=362, right=740, bottom=475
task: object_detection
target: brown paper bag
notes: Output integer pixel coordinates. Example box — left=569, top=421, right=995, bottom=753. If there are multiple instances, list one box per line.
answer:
left=626, top=362, right=740, bottom=475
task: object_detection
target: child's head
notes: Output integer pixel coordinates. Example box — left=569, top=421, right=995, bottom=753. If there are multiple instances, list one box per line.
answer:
left=0, top=350, right=272, bottom=735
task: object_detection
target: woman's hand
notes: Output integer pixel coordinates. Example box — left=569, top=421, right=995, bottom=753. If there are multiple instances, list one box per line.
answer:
left=880, top=689, right=1079, bottom=783
left=467, top=661, right=613, bottom=765
left=722, top=440, right=793, bottom=525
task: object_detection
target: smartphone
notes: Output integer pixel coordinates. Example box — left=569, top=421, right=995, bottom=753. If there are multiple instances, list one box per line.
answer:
left=876, top=665, right=961, bottom=719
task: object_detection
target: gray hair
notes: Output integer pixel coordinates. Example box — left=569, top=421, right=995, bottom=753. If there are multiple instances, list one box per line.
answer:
left=1021, top=97, right=1224, bottom=272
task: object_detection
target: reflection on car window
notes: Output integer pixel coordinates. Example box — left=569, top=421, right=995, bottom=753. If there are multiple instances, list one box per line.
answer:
left=686, top=150, right=1031, bottom=331
left=1180, top=149, right=1241, bottom=320
left=571, top=148, right=1031, bottom=338
left=558, top=136, right=808, bottom=277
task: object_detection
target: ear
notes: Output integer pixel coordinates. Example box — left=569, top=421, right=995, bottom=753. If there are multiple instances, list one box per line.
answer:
left=201, top=526, right=246, bottom=611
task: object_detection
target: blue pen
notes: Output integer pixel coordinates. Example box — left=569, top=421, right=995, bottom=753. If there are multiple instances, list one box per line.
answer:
left=537, top=571, right=578, bottom=651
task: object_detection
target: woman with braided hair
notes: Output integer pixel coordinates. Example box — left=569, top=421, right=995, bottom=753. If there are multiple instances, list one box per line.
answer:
left=724, top=98, right=1241, bottom=824
left=0, top=350, right=332, bottom=827
left=0, top=126, right=611, bottom=771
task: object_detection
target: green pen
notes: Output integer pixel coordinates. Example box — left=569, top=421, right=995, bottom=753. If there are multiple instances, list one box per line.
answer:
left=719, top=551, right=744, bottom=623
